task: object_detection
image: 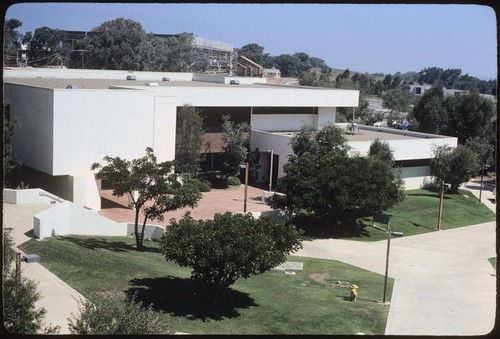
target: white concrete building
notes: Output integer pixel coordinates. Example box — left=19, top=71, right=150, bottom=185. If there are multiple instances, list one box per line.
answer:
left=4, top=68, right=458, bottom=211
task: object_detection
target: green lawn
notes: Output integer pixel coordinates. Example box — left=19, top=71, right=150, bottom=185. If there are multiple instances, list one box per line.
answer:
left=19, top=236, right=392, bottom=335
left=297, top=188, right=496, bottom=242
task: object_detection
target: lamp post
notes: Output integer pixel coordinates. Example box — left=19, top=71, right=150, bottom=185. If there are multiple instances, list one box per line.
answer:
left=266, top=149, right=274, bottom=192
left=383, top=219, right=391, bottom=304
left=374, top=214, right=402, bottom=304
left=239, top=162, right=249, bottom=213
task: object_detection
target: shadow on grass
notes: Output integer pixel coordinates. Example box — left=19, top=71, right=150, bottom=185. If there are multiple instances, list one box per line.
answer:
left=294, top=215, right=373, bottom=240
left=410, top=221, right=435, bottom=230
left=62, top=236, right=163, bottom=253
left=336, top=295, right=380, bottom=303
left=126, top=276, right=258, bottom=321
left=405, top=193, right=452, bottom=200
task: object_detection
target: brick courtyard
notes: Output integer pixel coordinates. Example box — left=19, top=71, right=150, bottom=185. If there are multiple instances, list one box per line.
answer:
left=98, top=185, right=274, bottom=227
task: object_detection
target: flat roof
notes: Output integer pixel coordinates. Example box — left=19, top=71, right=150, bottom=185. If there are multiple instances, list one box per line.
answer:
left=264, top=126, right=449, bottom=142
left=4, top=77, right=358, bottom=92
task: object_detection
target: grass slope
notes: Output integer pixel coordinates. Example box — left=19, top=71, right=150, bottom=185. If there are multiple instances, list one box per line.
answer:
left=20, top=236, right=391, bottom=335
left=298, top=189, right=495, bottom=242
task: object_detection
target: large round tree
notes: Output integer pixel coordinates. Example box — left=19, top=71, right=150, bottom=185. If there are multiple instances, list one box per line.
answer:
left=161, top=212, right=302, bottom=305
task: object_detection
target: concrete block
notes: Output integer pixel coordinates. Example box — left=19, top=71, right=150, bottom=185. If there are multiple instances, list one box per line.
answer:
left=24, top=254, right=41, bottom=263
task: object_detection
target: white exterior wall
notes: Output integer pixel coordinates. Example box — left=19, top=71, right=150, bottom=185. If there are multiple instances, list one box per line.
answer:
left=3, top=188, right=65, bottom=205
left=347, top=137, right=457, bottom=160
left=4, top=68, right=193, bottom=81
left=34, top=201, right=128, bottom=240
left=192, top=73, right=267, bottom=85
left=52, top=89, right=172, bottom=175
left=400, top=166, right=435, bottom=190
left=317, top=107, right=337, bottom=128
left=141, top=86, right=359, bottom=108
left=251, top=114, right=317, bottom=131
left=69, top=173, right=101, bottom=210
left=250, top=131, right=294, bottom=181
left=49, top=89, right=177, bottom=208
left=6, top=84, right=54, bottom=174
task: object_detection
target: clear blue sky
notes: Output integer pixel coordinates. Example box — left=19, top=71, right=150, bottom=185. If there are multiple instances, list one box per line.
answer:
left=5, top=2, right=497, bottom=79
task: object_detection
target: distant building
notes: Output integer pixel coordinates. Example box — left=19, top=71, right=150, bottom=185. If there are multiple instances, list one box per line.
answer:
left=408, top=84, right=431, bottom=96
left=236, top=55, right=264, bottom=77
left=263, top=68, right=281, bottom=78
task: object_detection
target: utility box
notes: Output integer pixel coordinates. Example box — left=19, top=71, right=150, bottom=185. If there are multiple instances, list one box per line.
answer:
left=24, top=254, right=41, bottom=263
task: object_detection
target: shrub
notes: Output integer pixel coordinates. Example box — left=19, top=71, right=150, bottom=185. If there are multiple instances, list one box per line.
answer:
left=227, top=176, right=241, bottom=186
left=68, top=293, right=171, bottom=335
left=189, top=178, right=211, bottom=192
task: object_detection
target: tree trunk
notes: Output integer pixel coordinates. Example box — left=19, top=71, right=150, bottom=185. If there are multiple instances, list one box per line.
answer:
left=213, top=284, right=229, bottom=306
left=139, top=216, right=148, bottom=251
left=437, top=180, right=444, bottom=231
left=134, top=208, right=142, bottom=251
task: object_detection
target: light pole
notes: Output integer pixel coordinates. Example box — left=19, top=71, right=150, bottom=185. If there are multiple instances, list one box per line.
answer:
left=239, top=162, right=249, bottom=213
left=383, top=219, right=391, bottom=304
left=374, top=214, right=402, bottom=304
left=266, top=149, right=274, bottom=192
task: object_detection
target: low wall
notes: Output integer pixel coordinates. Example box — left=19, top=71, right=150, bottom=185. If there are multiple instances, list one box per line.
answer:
left=34, top=201, right=128, bottom=240
left=3, top=188, right=65, bottom=205
left=126, top=223, right=165, bottom=240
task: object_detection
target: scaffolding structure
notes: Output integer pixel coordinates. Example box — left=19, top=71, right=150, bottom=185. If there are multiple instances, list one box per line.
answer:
left=192, top=36, right=235, bottom=75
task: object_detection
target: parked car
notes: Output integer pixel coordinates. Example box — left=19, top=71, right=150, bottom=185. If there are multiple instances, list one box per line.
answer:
left=394, top=121, right=412, bottom=130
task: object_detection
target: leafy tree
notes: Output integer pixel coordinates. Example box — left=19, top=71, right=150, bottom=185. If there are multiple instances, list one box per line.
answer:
left=238, top=43, right=269, bottom=66
left=290, top=124, right=321, bottom=156
left=220, top=115, right=250, bottom=182
left=3, top=19, right=23, bottom=65
left=2, top=232, right=60, bottom=334
left=269, top=125, right=404, bottom=219
left=429, top=144, right=479, bottom=193
left=175, top=105, right=204, bottom=177
left=91, top=147, right=201, bottom=250
left=68, top=294, right=171, bottom=334
left=161, top=212, right=303, bottom=305
left=412, top=83, right=450, bottom=134
left=154, top=33, right=208, bottom=72
left=24, top=26, right=66, bottom=67
left=248, top=147, right=262, bottom=183
left=71, top=18, right=152, bottom=70
left=382, top=74, right=393, bottom=89
left=273, top=53, right=304, bottom=77
left=417, top=67, right=444, bottom=85
left=372, top=80, right=385, bottom=96
left=369, top=139, right=395, bottom=164
left=439, top=68, right=462, bottom=88
left=381, top=87, right=413, bottom=123
left=447, top=92, right=496, bottom=143
left=3, top=103, right=20, bottom=186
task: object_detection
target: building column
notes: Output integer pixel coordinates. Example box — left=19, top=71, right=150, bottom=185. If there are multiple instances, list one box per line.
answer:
left=69, top=171, right=101, bottom=210
left=316, top=107, right=336, bottom=128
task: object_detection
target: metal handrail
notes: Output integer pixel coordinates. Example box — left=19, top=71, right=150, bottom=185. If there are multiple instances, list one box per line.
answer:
left=39, top=191, right=64, bottom=202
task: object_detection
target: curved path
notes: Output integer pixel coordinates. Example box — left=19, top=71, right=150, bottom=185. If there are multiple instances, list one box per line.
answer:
left=294, top=221, right=496, bottom=335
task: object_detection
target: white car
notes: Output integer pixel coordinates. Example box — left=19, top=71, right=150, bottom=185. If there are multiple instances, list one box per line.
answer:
left=373, top=121, right=384, bottom=128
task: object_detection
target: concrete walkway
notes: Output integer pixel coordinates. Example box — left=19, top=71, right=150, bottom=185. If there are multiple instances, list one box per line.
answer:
left=463, top=176, right=496, bottom=213
left=294, top=221, right=496, bottom=335
left=3, top=203, right=85, bottom=334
